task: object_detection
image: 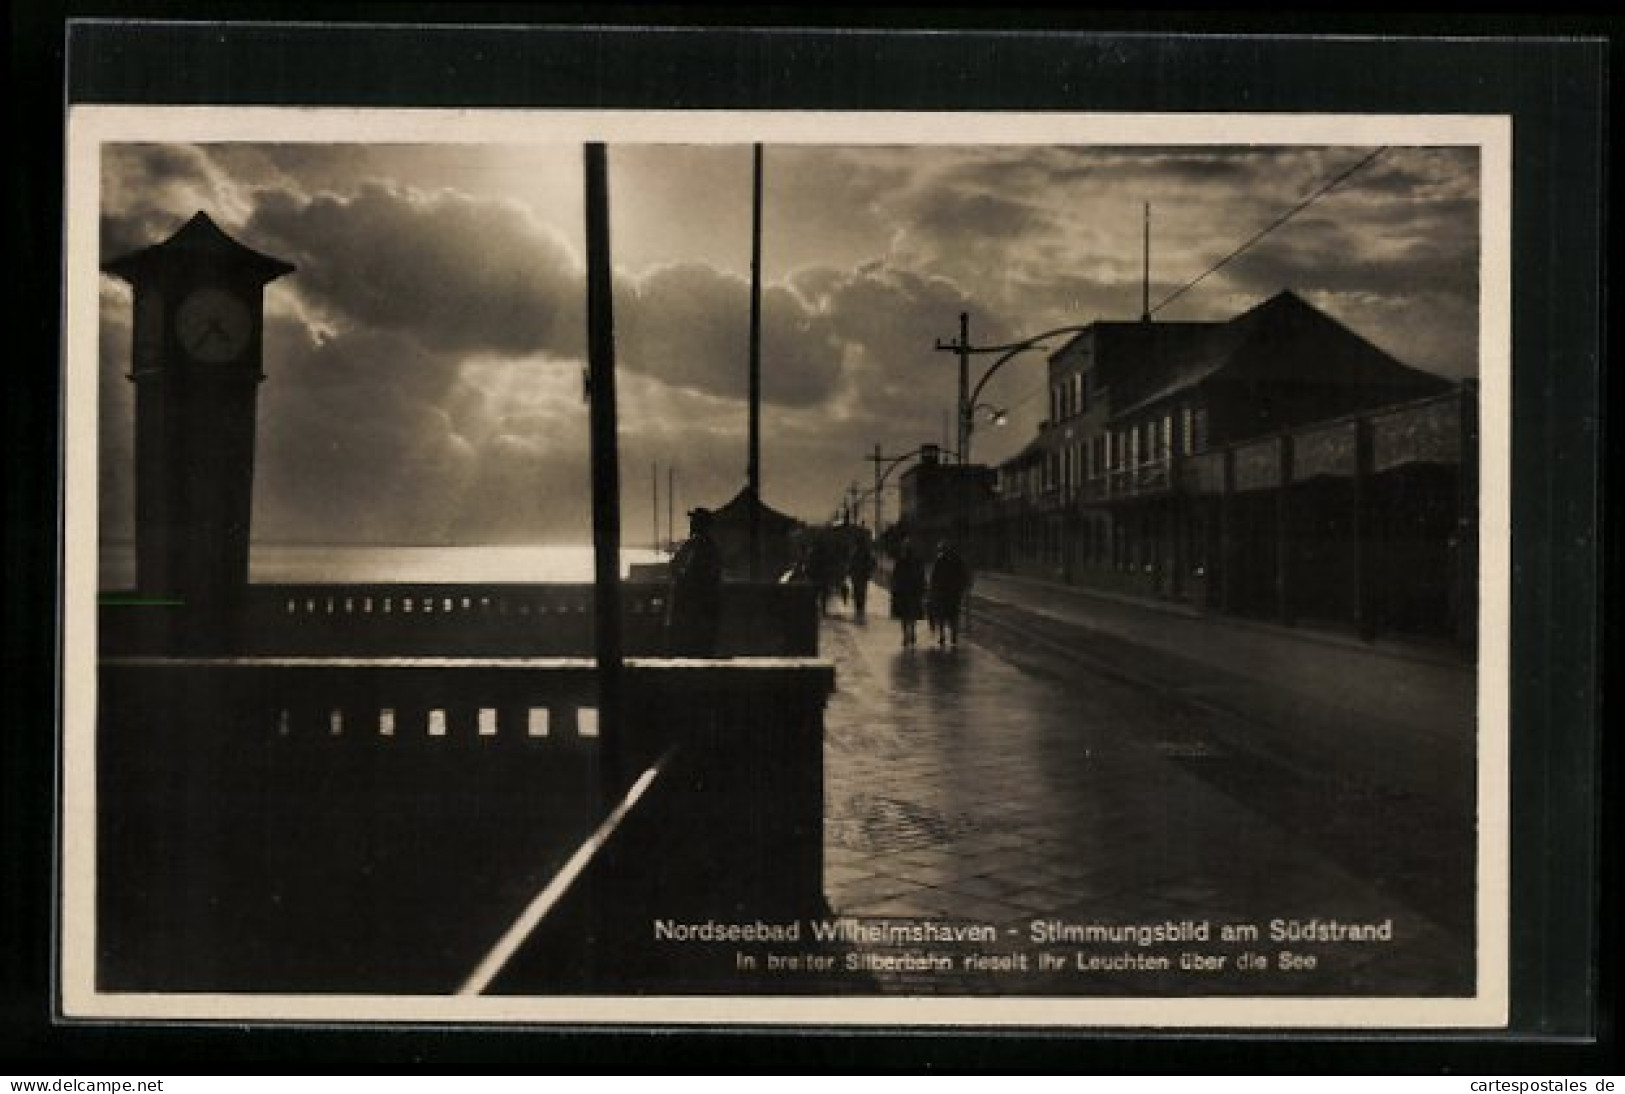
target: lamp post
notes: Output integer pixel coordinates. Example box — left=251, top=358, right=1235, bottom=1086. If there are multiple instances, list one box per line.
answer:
left=933, top=313, right=1096, bottom=465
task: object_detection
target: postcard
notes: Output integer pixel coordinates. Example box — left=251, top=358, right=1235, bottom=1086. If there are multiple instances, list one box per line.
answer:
left=61, top=105, right=1510, bottom=1028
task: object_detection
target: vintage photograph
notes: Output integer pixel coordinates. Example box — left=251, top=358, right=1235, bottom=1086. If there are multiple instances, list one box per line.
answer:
left=60, top=109, right=1510, bottom=1027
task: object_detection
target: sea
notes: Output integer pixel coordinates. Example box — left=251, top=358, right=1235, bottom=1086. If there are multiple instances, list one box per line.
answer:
left=98, top=543, right=667, bottom=589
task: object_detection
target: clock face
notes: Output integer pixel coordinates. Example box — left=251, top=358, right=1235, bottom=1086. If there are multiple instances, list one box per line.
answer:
left=176, top=287, right=253, bottom=364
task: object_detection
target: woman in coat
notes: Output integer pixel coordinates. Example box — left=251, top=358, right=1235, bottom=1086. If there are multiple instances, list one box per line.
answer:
left=889, top=539, right=927, bottom=648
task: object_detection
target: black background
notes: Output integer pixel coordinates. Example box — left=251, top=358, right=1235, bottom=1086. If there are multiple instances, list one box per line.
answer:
left=7, top=6, right=1615, bottom=1075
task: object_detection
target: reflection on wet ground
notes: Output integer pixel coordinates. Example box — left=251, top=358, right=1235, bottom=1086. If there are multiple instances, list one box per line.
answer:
left=818, top=587, right=1475, bottom=997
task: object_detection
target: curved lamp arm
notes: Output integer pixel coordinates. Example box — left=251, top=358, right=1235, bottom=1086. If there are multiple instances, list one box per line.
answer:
left=965, top=324, right=1094, bottom=411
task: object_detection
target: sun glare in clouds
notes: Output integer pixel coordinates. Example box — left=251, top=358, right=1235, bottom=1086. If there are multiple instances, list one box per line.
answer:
left=98, top=139, right=1480, bottom=544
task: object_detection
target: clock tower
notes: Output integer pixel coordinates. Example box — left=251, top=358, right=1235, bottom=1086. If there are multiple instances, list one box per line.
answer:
left=105, top=213, right=294, bottom=646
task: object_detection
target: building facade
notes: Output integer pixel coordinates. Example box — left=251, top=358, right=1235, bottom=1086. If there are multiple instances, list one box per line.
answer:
left=890, top=444, right=996, bottom=553
left=977, top=292, right=1474, bottom=644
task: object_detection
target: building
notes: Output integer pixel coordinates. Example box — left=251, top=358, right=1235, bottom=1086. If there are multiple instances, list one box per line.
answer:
left=890, top=444, right=996, bottom=553
left=984, top=291, right=1474, bottom=643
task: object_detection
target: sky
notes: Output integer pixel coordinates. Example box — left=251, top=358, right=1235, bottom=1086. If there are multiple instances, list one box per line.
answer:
left=98, top=141, right=1480, bottom=547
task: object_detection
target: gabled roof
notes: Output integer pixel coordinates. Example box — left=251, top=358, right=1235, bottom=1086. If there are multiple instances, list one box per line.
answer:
left=104, top=211, right=296, bottom=285
left=1107, top=290, right=1449, bottom=420
left=712, top=487, right=802, bottom=531
left=1048, top=319, right=1218, bottom=372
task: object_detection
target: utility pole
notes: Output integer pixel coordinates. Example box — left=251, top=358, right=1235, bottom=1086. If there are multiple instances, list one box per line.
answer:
left=583, top=142, right=624, bottom=792
left=747, top=142, right=764, bottom=579
left=934, top=311, right=973, bottom=465
left=871, top=443, right=883, bottom=534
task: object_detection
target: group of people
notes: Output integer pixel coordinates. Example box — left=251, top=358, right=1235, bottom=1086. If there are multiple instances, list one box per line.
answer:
left=888, top=539, right=971, bottom=649
left=781, top=536, right=878, bottom=621
left=663, top=506, right=970, bottom=657
left=781, top=533, right=967, bottom=648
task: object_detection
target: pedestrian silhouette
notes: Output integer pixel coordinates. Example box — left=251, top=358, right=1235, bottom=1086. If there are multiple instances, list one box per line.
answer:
left=847, top=539, right=877, bottom=621
left=806, top=535, right=841, bottom=616
left=927, top=540, right=971, bottom=648
left=890, top=539, right=927, bottom=648
left=666, top=507, right=724, bottom=657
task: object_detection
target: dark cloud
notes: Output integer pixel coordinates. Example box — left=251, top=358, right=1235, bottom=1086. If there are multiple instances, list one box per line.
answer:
left=206, top=144, right=386, bottom=191
left=95, top=139, right=1483, bottom=545
left=909, top=188, right=1058, bottom=243
left=797, top=260, right=1022, bottom=436
left=268, top=319, right=457, bottom=405
left=1346, top=148, right=1480, bottom=202
left=1218, top=218, right=1476, bottom=298
left=253, top=323, right=480, bottom=543
left=246, top=182, right=585, bottom=360
left=100, top=144, right=241, bottom=260
left=617, top=263, right=843, bottom=409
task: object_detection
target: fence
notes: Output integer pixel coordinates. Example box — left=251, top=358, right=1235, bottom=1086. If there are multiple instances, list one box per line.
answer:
left=97, top=654, right=834, bottom=994
left=100, top=580, right=820, bottom=658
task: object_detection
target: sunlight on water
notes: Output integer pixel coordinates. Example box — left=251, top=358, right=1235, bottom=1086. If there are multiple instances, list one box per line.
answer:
left=98, top=543, right=666, bottom=588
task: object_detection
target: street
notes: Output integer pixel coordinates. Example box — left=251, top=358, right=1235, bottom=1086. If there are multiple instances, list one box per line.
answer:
left=817, top=581, right=1478, bottom=997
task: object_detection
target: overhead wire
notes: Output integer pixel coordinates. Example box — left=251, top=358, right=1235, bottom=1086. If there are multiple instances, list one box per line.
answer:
left=1148, top=146, right=1389, bottom=318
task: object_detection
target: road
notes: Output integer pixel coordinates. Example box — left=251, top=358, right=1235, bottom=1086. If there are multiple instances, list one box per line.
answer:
left=815, top=581, right=1478, bottom=997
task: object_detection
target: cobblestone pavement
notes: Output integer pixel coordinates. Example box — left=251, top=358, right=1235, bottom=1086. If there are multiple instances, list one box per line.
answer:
left=817, top=587, right=1476, bottom=998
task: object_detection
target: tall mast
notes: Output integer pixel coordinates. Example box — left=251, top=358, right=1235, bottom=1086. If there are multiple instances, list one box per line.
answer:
left=1142, top=202, right=1151, bottom=322
left=748, top=143, right=764, bottom=578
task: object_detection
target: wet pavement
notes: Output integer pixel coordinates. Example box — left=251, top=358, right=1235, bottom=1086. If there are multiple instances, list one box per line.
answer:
left=816, top=583, right=1478, bottom=997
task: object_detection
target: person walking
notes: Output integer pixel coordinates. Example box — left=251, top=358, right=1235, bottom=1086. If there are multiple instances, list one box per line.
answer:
left=666, top=507, right=724, bottom=657
left=847, top=538, right=877, bottom=621
left=807, top=537, right=837, bottom=616
left=927, top=539, right=972, bottom=648
left=889, top=539, right=927, bottom=648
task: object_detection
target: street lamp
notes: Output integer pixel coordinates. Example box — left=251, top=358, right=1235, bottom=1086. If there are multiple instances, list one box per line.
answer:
left=971, top=402, right=1009, bottom=430
left=933, top=313, right=1095, bottom=465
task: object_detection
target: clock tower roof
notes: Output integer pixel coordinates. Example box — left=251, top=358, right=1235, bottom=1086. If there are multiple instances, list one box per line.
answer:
left=103, top=211, right=295, bottom=286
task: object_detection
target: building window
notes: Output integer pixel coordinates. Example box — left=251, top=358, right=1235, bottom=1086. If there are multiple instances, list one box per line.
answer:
left=1181, top=406, right=1194, bottom=454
